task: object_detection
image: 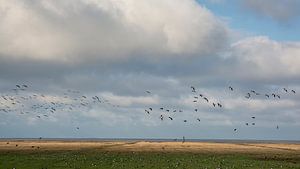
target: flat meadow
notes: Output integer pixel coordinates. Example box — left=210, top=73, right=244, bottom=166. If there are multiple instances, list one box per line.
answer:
left=0, top=140, right=299, bottom=169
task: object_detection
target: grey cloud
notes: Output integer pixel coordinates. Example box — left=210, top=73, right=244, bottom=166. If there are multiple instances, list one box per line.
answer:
left=242, top=0, right=300, bottom=23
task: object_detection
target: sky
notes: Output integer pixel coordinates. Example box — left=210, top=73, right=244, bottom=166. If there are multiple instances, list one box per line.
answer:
left=0, top=0, right=300, bottom=140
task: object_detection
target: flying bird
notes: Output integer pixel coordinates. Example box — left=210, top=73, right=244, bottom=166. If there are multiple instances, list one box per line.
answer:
left=160, top=115, right=164, bottom=121
left=203, top=97, right=209, bottom=102
left=191, top=86, right=196, bottom=92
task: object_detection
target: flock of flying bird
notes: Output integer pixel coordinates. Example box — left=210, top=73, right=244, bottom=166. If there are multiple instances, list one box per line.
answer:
left=0, top=84, right=121, bottom=131
left=144, top=85, right=297, bottom=133
left=0, top=83, right=297, bottom=138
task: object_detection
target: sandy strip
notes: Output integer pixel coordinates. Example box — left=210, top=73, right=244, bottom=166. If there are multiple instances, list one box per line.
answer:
left=0, top=140, right=300, bottom=154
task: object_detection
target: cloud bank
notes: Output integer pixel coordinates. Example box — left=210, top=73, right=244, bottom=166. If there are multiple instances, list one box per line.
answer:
left=0, top=0, right=300, bottom=140
left=0, top=0, right=228, bottom=63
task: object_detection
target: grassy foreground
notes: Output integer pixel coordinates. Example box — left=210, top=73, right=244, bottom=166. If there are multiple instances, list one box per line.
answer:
left=0, top=150, right=299, bottom=169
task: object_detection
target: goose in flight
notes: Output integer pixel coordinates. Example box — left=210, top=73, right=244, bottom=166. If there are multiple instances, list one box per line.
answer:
left=203, top=97, right=209, bottom=102
left=160, top=115, right=164, bottom=121
left=191, top=86, right=196, bottom=92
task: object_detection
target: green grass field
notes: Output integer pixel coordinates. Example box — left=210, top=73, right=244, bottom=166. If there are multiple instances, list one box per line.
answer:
left=0, top=150, right=299, bottom=169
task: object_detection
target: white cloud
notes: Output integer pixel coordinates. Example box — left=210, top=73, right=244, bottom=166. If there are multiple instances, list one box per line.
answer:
left=100, top=92, right=160, bottom=107
left=0, top=0, right=228, bottom=63
left=225, top=97, right=297, bottom=111
left=230, top=36, right=300, bottom=79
